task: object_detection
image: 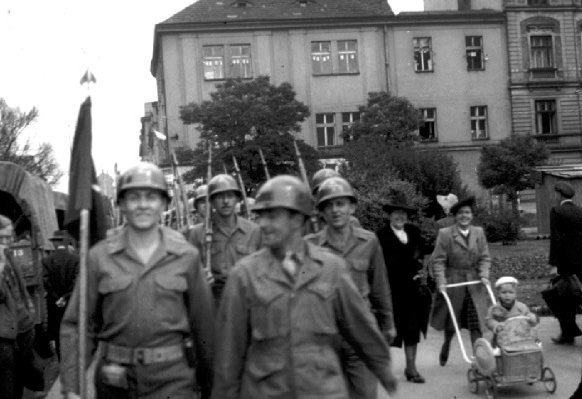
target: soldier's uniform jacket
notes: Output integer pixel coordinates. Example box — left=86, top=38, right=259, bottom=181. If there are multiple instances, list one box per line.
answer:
left=305, top=225, right=394, bottom=333
left=60, top=226, right=214, bottom=396
left=0, top=251, right=34, bottom=339
left=212, top=242, right=394, bottom=399
left=188, top=216, right=261, bottom=285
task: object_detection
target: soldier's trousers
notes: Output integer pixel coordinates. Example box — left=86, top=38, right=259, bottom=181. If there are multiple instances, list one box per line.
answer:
left=95, top=356, right=199, bottom=399
left=0, top=329, right=36, bottom=399
left=340, top=342, right=378, bottom=399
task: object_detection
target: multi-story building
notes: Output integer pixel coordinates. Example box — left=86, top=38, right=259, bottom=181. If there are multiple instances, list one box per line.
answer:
left=150, top=0, right=394, bottom=161
left=390, top=1, right=510, bottom=193
left=140, top=101, right=168, bottom=166
left=148, top=0, right=517, bottom=193
left=505, top=0, right=582, bottom=165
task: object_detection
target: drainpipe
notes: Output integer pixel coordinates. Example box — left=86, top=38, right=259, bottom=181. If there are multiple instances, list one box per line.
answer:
left=383, top=24, right=391, bottom=93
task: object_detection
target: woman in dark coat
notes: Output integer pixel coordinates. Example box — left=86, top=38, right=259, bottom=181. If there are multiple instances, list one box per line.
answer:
left=377, top=201, right=430, bottom=383
left=430, top=196, right=492, bottom=366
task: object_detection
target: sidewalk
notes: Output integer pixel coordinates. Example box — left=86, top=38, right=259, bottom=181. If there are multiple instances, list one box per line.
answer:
left=46, top=316, right=581, bottom=399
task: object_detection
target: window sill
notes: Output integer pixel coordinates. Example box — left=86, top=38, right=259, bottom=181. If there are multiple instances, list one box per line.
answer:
left=312, top=72, right=360, bottom=77
left=467, top=68, right=486, bottom=72
left=471, top=137, right=490, bottom=141
left=204, top=77, right=254, bottom=82
left=414, top=70, right=434, bottom=73
left=420, top=138, right=438, bottom=143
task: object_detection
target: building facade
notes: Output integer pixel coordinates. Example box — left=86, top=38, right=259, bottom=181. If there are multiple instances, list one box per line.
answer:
left=389, top=4, right=510, bottom=193
left=148, top=0, right=522, bottom=193
left=506, top=0, right=582, bottom=165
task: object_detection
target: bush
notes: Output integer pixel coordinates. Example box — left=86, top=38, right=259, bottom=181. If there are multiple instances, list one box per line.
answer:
left=476, top=209, right=521, bottom=244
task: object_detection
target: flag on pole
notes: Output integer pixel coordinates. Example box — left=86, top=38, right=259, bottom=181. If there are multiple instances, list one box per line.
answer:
left=64, top=97, right=110, bottom=245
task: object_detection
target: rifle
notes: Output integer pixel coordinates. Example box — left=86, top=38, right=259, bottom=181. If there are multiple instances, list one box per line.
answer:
left=258, top=147, right=271, bottom=180
left=171, top=151, right=192, bottom=228
left=204, top=142, right=215, bottom=284
left=232, top=155, right=251, bottom=219
left=293, top=140, right=319, bottom=232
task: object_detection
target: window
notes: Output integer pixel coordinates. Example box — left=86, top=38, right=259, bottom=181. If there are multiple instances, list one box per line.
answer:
left=470, top=106, right=488, bottom=140
left=311, top=41, right=332, bottom=75
left=229, top=45, right=252, bottom=78
left=316, top=113, right=335, bottom=147
left=311, top=40, right=359, bottom=75
left=203, top=46, right=225, bottom=80
left=341, top=112, right=360, bottom=141
left=527, top=0, right=548, bottom=5
left=466, top=36, right=484, bottom=71
left=203, top=44, right=252, bottom=80
left=337, top=40, right=359, bottom=73
left=530, top=35, right=554, bottom=69
left=535, top=100, right=557, bottom=135
left=413, top=37, right=433, bottom=72
left=419, top=108, right=437, bottom=142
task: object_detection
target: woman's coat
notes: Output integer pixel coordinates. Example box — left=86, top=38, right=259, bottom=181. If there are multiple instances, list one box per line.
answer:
left=429, top=225, right=492, bottom=333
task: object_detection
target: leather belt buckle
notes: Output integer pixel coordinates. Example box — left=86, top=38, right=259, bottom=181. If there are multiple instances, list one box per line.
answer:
left=134, top=348, right=146, bottom=364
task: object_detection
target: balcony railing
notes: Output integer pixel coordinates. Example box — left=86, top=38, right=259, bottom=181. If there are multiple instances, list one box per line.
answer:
left=532, top=133, right=559, bottom=144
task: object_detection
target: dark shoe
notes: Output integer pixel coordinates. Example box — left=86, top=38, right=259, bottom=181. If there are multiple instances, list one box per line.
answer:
left=405, top=370, right=426, bottom=383
left=439, top=342, right=450, bottom=366
left=551, top=335, right=575, bottom=345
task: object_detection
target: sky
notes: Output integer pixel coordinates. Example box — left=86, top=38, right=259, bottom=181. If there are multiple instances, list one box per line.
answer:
left=0, top=0, right=423, bottom=193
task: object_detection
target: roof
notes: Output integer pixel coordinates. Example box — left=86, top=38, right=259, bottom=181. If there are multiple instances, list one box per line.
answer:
left=152, top=0, right=393, bottom=76
left=161, top=0, right=393, bottom=25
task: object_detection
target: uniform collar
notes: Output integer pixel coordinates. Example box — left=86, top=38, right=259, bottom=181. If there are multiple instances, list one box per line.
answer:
left=214, top=214, right=250, bottom=235
left=316, top=225, right=366, bottom=254
left=106, top=225, right=187, bottom=256
left=561, top=199, right=574, bottom=206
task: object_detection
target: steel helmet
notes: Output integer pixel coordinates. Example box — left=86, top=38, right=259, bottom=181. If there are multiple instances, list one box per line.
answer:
left=117, top=162, right=168, bottom=201
left=194, top=184, right=208, bottom=203
left=312, top=168, right=340, bottom=194
left=208, top=174, right=241, bottom=199
left=253, top=175, right=312, bottom=216
left=316, top=177, right=356, bottom=209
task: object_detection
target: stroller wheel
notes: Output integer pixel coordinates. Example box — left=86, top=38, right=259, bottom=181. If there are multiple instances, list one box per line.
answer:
left=467, top=368, right=479, bottom=394
left=484, top=377, right=498, bottom=399
left=542, top=367, right=557, bottom=393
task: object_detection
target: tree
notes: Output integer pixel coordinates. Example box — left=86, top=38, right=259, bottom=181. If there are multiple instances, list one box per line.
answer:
left=345, top=91, right=423, bottom=143
left=478, top=134, right=550, bottom=213
left=179, top=76, right=319, bottom=193
left=342, top=91, right=466, bottom=218
left=0, top=98, right=62, bottom=185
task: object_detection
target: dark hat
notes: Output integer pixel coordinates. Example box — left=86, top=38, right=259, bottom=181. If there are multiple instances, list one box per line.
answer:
left=382, top=201, right=417, bottom=215
left=450, top=196, right=476, bottom=215
left=49, top=230, right=69, bottom=241
left=555, top=181, right=575, bottom=199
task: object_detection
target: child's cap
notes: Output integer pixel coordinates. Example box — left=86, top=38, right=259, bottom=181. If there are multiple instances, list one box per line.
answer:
left=495, top=276, right=518, bottom=288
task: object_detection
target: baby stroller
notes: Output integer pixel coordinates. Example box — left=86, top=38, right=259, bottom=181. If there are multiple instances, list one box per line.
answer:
left=440, top=280, right=557, bottom=399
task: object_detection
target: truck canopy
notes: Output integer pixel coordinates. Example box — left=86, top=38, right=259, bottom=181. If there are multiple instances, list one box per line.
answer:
left=0, top=162, right=59, bottom=250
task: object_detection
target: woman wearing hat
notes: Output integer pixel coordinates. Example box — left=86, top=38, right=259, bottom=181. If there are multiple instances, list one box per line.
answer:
left=376, top=198, right=430, bottom=383
left=430, top=196, right=492, bottom=366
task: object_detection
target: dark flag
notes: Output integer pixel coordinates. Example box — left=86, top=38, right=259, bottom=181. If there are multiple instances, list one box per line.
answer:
left=64, top=97, right=109, bottom=245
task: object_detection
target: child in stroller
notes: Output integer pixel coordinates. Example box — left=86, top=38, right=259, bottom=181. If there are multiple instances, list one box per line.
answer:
left=486, top=276, right=539, bottom=353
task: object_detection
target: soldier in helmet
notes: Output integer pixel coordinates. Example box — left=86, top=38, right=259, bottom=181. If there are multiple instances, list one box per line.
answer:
left=188, top=174, right=261, bottom=303
left=60, top=162, right=214, bottom=399
left=192, top=184, right=208, bottom=226
left=305, top=176, right=395, bottom=399
left=309, top=168, right=360, bottom=233
left=212, top=175, right=397, bottom=399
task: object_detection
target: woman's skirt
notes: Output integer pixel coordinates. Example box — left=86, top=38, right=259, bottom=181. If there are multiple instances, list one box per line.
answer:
left=459, top=288, right=480, bottom=331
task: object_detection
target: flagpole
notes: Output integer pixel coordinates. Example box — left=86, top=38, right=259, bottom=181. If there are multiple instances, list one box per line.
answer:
left=78, top=209, right=89, bottom=399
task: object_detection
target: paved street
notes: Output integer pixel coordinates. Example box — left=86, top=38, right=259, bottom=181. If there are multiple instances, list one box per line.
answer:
left=42, top=316, right=581, bottom=399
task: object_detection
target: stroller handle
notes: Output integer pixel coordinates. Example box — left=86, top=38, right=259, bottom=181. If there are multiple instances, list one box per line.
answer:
left=439, top=280, right=497, bottom=364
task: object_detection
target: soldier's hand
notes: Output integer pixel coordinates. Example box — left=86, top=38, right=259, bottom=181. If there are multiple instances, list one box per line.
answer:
left=549, top=266, right=558, bottom=276
left=384, top=373, right=398, bottom=394
left=385, top=327, right=397, bottom=344
left=63, top=392, right=80, bottom=399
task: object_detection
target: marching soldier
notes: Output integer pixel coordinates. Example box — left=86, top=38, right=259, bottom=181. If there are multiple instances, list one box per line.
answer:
left=191, top=185, right=208, bottom=226
left=305, top=176, right=395, bottom=399
left=188, top=174, right=261, bottom=303
left=42, top=230, right=79, bottom=360
left=60, top=162, right=214, bottom=399
left=212, top=175, right=397, bottom=399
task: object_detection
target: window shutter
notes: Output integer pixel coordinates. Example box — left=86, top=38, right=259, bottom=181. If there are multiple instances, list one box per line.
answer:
left=522, top=35, right=530, bottom=70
